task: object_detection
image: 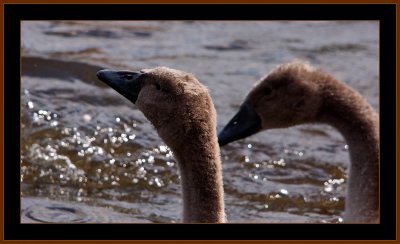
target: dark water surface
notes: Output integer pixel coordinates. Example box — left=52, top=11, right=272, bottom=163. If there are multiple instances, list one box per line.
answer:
left=21, top=21, right=379, bottom=223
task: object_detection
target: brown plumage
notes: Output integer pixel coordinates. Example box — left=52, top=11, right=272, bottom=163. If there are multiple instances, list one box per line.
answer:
left=219, top=60, right=379, bottom=223
left=98, top=67, right=225, bottom=223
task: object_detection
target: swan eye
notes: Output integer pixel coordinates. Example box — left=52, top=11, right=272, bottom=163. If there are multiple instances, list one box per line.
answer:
left=295, top=100, right=304, bottom=108
left=264, top=87, right=273, bottom=97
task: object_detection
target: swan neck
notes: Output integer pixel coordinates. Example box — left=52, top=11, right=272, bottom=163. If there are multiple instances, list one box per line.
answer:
left=319, top=81, right=379, bottom=222
left=173, top=132, right=225, bottom=223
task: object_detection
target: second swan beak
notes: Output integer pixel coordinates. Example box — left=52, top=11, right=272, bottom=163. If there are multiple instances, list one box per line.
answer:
left=218, top=103, right=262, bottom=146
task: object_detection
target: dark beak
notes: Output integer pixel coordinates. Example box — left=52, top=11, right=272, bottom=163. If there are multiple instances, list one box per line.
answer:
left=97, top=69, right=144, bottom=104
left=218, top=103, right=262, bottom=146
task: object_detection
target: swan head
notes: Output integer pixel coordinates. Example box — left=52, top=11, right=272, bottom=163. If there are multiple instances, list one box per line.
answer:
left=219, top=61, right=323, bottom=146
left=97, top=67, right=215, bottom=148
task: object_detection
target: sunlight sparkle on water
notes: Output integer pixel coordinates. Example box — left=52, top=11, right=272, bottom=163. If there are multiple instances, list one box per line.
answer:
left=38, top=110, right=48, bottom=116
left=154, top=178, right=163, bottom=187
left=83, top=114, right=92, bottom=123
left=280, top=189, right=288, bottom=195
left=272, top=158, right=286, bottom=167
left=324, top=178, right=345, bottom=192
left=147, top=156, right=155, bottom=163
left=329, top=197, right=339, bottom=202
left=159, top=145, right=168, bottom=153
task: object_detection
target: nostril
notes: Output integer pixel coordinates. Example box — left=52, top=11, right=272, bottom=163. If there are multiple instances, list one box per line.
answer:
left=124, top=74, right=134, bottom=80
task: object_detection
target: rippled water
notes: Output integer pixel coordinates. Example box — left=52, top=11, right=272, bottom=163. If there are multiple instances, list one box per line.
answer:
left=21, top=21, right=379, bottom=223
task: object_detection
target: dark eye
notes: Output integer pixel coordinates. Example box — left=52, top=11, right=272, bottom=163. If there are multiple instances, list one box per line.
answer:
left=264, top=87, right=273, bottom=96
left=295, top=100, right=304, bottom=108
left=155, top=83, right=161, bottom=90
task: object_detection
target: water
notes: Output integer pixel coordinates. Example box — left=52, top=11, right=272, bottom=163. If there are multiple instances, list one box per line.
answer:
left=21, top=21, right=378, bottom=223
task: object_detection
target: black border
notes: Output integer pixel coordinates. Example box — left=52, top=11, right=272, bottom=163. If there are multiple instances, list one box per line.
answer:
left=5, top=4, right=396, bottom=240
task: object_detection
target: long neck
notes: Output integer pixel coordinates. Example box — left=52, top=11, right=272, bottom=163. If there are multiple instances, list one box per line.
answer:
left=169, top=124, right=225, bottom=223
left=319, top=80, right=379, bottom=223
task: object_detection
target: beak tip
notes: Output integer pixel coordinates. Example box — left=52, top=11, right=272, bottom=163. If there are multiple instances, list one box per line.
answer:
left=218, top=140, right=227, bottom=147
left=217, top=132, right=229, bottom=147
left=217, top=103, right=262, bottom=147
left=96, top=70, right=104, bottom=80
left=96, top=69, right=110, bottom=80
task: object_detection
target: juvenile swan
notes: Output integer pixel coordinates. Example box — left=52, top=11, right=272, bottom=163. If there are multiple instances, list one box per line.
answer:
left=97, top=67, right=225, bottom=223
left=218, top=61, right=379, bottom=223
